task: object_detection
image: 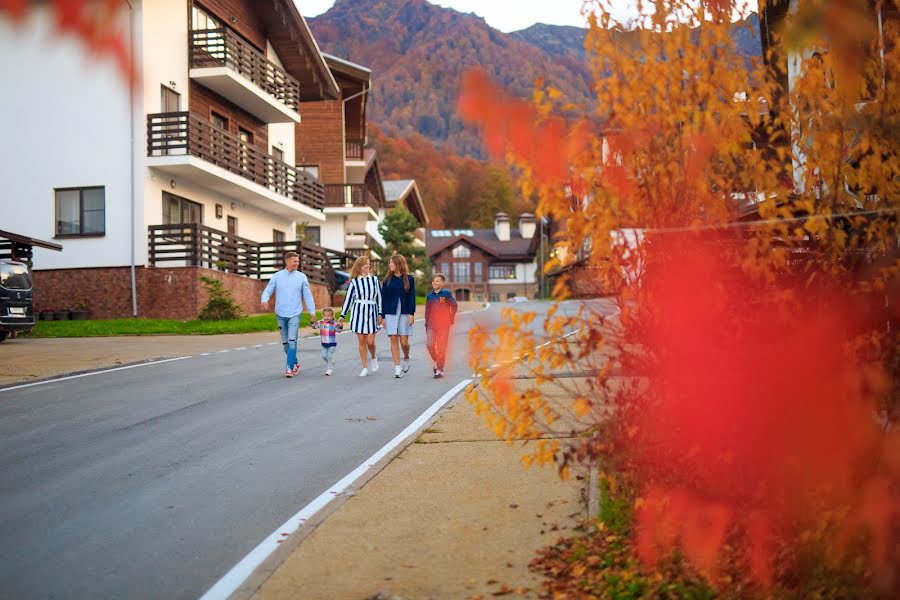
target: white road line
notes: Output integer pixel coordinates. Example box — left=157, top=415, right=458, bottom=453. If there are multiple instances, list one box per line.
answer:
left=235, top=347, right=247, bottom=351
left=216, top=350, right=230, bottom=354
left=0, top=357, right=192, bottom=393
left=197, top=378, right=472, bottom=600
left=253, top=345, right=264, bottom=348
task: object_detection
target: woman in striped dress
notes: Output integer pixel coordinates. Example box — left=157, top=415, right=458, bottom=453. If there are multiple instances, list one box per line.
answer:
left=339, top=256, right=383, bottom=377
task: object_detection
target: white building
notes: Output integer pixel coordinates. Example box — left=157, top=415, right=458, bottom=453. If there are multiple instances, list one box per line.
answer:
left=0, top=0, right=342, bottom=318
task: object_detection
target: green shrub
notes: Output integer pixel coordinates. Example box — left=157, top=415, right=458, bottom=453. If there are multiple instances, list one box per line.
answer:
left=198, top=276, right=241, bottom=320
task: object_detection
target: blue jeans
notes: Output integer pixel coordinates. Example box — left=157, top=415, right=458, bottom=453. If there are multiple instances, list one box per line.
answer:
left=321, top=345, right=336, bottom=367
left=276, top=314, right=300, bottom=370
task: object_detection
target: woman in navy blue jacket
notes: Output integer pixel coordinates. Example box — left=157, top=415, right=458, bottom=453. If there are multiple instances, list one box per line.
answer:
left=379, top=254, right=417, bottom=378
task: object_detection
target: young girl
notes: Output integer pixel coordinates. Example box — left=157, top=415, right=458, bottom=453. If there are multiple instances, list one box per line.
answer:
left=310, top=307, right=343, bottom=376
left=379, top=254, right=416, bottom=378
left=339, top=256, right=382, bottom=377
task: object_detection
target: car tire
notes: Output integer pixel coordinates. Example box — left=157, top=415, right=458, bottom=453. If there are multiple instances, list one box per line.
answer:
left=0, top=332, right=7, bottom=343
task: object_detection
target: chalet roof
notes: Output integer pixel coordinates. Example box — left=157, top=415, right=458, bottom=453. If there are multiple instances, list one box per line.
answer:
left=383, top=179, right=415, bottom=202
left=426, top=228, right=535, bottom=260
left=384, top=179, right=429, bottom=227
left=323, top=53, right=372, bottom=83
left=264, top=1, right=340, bottom=101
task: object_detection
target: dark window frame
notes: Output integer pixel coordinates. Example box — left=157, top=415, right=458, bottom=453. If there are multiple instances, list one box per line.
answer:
left=162, top=191, right=203, bottom=225
left=54, top=186, right=106, bottom=238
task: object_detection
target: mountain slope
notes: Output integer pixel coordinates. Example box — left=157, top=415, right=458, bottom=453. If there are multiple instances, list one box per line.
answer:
left=308, top=0, right=593, bottom=158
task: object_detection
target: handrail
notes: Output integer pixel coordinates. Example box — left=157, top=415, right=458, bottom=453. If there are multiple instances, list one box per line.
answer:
left=147, top=112, right=324, bottom=210
left=190, top=27, right=300, bottom=113
left=323, top=184, right=380, bottom=213
left=147, top=224, right=338, bottom=291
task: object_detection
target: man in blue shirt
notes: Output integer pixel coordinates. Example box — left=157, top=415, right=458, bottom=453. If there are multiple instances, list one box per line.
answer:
left=260, top=251, right=316, bottom=377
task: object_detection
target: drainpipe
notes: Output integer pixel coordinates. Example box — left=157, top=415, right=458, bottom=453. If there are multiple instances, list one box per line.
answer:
left=123, top=0, right=138, bottom=317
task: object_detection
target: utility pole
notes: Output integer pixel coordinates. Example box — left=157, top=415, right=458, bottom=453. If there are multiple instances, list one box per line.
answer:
left=539, top=217, right=545, bottom=299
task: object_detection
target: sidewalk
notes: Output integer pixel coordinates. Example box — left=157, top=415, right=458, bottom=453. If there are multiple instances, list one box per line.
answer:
left=243, top=377, right=588, bottom=600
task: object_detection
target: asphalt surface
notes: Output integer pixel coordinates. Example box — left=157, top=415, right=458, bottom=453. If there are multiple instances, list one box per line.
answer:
left=0, top=301, right=569, bottom=600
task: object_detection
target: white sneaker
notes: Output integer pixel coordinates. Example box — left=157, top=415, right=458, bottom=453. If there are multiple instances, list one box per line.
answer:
left=402, top=357, right=411, bottom=373
left=325, top=368, right=333, bottom=376
left=370, top=357, right=379, bottom=372
left=359, top=367, right=368, bottom=377
left=394, top=365, right=402, bottom=378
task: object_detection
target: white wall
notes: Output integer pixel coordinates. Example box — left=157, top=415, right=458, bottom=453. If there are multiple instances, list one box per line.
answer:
left=0, top=5, right=134, bottom=270
left=487, top=260, right=537, bottom=285
left=144, top=173, right=295, bottom=243
left=321, top=215, right=346, bottom=251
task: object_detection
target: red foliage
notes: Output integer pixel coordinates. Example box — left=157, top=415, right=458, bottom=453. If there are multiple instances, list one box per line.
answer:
left=459, top=69, right=592, bottom=186
left=627, top=233, right=898, bottom=586
left=1, top=0, right=135, bottom=88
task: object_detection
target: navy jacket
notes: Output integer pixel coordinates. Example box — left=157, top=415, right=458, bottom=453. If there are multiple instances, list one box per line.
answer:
left=425, top=289, right=458, bottom=330
left=380, top=274, right=416, bottom=317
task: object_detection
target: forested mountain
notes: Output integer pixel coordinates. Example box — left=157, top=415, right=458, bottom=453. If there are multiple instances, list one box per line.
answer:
left=307, top=0, right=763, bottom=228
left=308, top=0, right=594, bottom=159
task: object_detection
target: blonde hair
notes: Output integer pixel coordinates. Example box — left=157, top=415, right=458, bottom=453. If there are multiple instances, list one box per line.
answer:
left=383, top=254, right=411, bottom=292
left=349, top=256, right=370, bottom=279
left=322, top=307, right=334, bottom=316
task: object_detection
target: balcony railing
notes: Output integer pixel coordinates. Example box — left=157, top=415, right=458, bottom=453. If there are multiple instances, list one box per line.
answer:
left=190, top=28, right=300, bottom=113
left=345, top=139, right=364, bottom=160
left=147, top=223, right=337, bottom=291
left=147, top=112, right=324, bottom=210
left=323, top=184, right=380, bottom=213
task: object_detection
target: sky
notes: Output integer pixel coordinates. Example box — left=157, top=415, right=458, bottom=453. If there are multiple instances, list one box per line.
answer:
left=294, top=1, right=755, bottom=32
left=295, top=0, right=599, bottom=32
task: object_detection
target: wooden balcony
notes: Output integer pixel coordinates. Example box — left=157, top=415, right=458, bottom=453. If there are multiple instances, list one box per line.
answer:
left=148, top=224, right=337, bottom=291
left=189, top=28, right=301, bottom=123
left=323, top=184, right=380, bottom=215
left=147, top=112, right=324, bottom=218
left=345, top=139, right=364, bottom=160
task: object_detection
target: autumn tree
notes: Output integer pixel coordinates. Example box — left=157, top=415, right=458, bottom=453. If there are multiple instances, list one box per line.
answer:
left=378, top=203, right=429, bottom=276
left=460, top=0, right=899, bottom=595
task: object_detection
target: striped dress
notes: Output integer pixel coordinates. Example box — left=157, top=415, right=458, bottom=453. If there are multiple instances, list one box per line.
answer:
left=340, top=275, right=382, bottom=334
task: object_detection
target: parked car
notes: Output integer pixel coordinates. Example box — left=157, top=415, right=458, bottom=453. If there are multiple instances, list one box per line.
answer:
left=334, top=270, right=350, bottom=293
left=0, top=259, right=34, bottom=342
left=508, top=296, right=529, bottom=303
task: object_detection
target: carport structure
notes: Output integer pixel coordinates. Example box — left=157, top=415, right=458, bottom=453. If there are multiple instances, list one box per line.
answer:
left=0, top=230, right=62, bottom=266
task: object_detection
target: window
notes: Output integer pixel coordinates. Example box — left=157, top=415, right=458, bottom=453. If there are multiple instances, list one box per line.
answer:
left=227, top=215, right=237, bottom=235
left=273, top=229, right=285, bottom=242
left=299, top=164, right=319, bottom=179
left=489, top=293, right=500, bottom=303
left=507, top=292, right=517, bottom=300
left=271, top=147, right=284, bottom=162
left=210, top=111, right=228, bottom=130
left=162, top=192, right=202, bottom=224
left=440, top=262, right=449, bottom=279
left=238, top=128, right=253, bottom=171
left=489, top=265, right=516, bottom=280
left=161, top=85, right=180, bottom=112
left=451, top=244, right=470, bottom=258
left=304, top=226, right=321, bottom=245
left=452, top=262, right=470, bottom=283
left=55, top=187, right=105, bottom=237
left=473, top=262, right=483, bottom=281
left=191, top=5, right=219, bottom=30
left=0, top=262, right=31, bottom=290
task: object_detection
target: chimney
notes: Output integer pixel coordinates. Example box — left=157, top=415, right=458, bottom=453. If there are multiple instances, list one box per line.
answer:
left=494, top=212, right=510, bottom=242
left=518, top=212, right=536, bottom=239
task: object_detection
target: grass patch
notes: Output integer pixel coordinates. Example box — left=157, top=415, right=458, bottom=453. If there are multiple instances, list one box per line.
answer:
left=26, top=312, right=319, bottom=338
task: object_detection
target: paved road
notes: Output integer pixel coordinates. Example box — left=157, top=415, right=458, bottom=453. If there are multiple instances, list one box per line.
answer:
left=0, top=300, right=593, bottom=600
